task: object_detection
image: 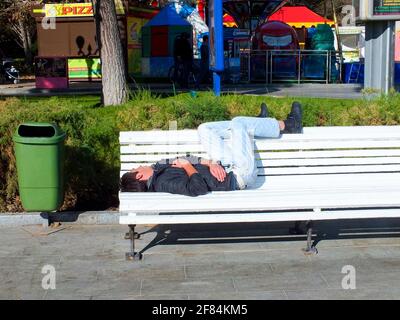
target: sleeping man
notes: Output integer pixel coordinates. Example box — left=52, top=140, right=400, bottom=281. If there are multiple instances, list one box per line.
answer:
left=120, top=102, right=303, bottom=197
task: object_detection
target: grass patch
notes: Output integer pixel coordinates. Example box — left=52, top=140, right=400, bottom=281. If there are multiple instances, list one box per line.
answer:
left=1, top=91, right=400, bottom=212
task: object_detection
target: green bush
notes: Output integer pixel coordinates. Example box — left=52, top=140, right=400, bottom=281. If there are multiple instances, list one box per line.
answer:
left=0, top=91, right=400, bottom=212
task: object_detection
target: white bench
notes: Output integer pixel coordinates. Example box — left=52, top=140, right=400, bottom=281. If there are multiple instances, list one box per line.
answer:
left=119, top=126, right=400, bottom=260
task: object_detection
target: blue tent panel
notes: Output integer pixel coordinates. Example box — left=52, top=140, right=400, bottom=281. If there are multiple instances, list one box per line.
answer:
left=144, top=6, right=191, bottom=27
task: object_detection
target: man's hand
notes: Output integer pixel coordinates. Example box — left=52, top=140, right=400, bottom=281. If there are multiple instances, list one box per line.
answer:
left=199, top=158, right=227, bottom=182
left=171, top=158, right=198, bottom=177
left=171, top=158, right=191, bottom=169
left=209, top=163, right=226, bottom=182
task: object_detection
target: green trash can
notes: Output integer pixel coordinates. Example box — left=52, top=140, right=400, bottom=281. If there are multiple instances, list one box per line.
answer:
left=13, top=122, right=66, bottom=212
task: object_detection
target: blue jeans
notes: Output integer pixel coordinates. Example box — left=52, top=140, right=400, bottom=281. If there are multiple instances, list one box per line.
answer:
left=198, top=117, right=280, bottom=189
left=195, top=62, right=210, bottom=87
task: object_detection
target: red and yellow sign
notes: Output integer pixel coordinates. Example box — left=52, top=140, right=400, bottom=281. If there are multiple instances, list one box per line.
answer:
left=46, top=4, right=93, bottom=17
left=33, top=1, right=125, bottom=17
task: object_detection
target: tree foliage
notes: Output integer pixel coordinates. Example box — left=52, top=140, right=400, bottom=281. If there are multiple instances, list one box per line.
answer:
left=0, top=0, right=40, bottom=65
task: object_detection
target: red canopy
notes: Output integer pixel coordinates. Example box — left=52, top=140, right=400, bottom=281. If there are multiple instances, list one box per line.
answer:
left=268, top=6, right=335, bottom=28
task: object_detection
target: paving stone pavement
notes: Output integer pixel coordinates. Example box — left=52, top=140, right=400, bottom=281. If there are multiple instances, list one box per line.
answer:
left=1, top=220, right=400, bottom=300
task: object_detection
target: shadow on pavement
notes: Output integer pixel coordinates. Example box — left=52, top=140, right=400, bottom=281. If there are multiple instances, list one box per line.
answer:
left=137, top=218, right=400, bottom=255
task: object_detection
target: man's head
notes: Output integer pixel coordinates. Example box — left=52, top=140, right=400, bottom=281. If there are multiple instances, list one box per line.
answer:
left=120, top=165, right=154, bottom=192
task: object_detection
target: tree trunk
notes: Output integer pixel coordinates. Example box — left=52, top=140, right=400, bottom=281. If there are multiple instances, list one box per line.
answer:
left=10, top=19, right=32, bottom=66
left=27, top=24, right=33, bottom=57
left=93, top=0, right=128, bottom=106
left=21, top=20, right=32, bottom=66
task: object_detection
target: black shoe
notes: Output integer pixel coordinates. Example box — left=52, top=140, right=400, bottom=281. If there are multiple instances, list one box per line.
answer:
left=282, top=101, right=303, bottom=134
left=257, top=102, right=269, bottom=118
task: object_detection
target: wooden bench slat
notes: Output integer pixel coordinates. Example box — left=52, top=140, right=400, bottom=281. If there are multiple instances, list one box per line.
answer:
left=256, top=149, right=400, bottom=159
left=119, top=188, right=400, bottom=213
left=121, top=153, right=206, bottom=162
left=259, top=157, right=400, bottom=167
left=120, top=144, right=205, bottom=154
left=258, top=149, right=400, bottom=159
left=253, top=172, right=400, bottom=189
left=120, top=130, right=199, bottom=144
left=121, top=156, right=400, bottom=168
left=257, top=164, right=400, bottom=175
left=120, top=126, right=400, bottom=144
left=121, top=140, right=400, bottom=154
left=120, top=208, right=400, bottom=225
left=120, top=162, right=400, bottom=174
left=254, top=140, right=400, bottom=150
left=121, top=149, right=400, bottom=163
left=119, top=182, right=400, bottom=202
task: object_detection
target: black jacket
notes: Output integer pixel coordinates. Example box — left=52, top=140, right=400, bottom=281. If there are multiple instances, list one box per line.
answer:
left=200, top=43, right=209, bottom=66
left=148, top=156, right=235, bottom=197
left=173, top=37, right=193, bottom=62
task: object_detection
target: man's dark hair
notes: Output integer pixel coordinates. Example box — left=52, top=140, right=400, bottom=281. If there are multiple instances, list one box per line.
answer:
left=120, top=171, right=148, bottom=192
left=203, top=35, right=209, bottom=42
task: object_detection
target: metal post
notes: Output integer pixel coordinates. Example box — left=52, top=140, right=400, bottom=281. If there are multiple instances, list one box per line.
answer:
left=329, top=51, right=332, bottom=84
left=209, top=0, right=224, bottom=95
left=303, top=221, right=318, bottom=255
left=298, top=50, right=301, bottom=84
left=270, top=51, right=273, bottom=83
left=126, top=224, right=142, bottom=261
left=339, top=51, right=343, bottom=84
left=248, top=52, right=251, bottom=83
left=213, top=72, right=221, bottom=96
left=265, top=51, right=268, bottom=85
left=326, top=51, right=329, bottom=84
left=331, top=0, right=343, bottom=83
left=365, top=20, right=395, bottom=94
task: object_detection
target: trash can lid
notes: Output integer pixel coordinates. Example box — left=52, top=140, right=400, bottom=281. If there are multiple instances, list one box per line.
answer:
left=13, top=122, right=66, bottom=144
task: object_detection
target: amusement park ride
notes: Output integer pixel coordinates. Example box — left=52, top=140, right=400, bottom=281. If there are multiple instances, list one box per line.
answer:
left=212, top=0, right=400, bottom=94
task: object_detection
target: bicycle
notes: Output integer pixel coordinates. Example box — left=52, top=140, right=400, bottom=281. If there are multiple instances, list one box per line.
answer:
left=168, top=61, right=197, bottom=88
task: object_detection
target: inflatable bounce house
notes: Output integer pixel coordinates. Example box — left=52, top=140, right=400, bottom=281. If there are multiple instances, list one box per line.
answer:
left=141, top=5, right=192, bottom=77
left=252, top=21, right=300, bottom=80
left=253, top=20, right=299, bottom=51
left=302, top=23, right=339, bottom=81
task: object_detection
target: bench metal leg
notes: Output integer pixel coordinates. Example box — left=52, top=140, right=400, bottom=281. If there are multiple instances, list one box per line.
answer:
left=125, top=224, right=143, bottom=261
left=302, top=221, right=318, bottom=255
left=125, top=229, right=141, bottom=240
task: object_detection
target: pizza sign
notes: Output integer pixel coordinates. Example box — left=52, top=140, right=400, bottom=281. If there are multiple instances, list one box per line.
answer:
left=33, top=2, right=125, bottom=18
left=45, top=4, right=93, bottom=17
